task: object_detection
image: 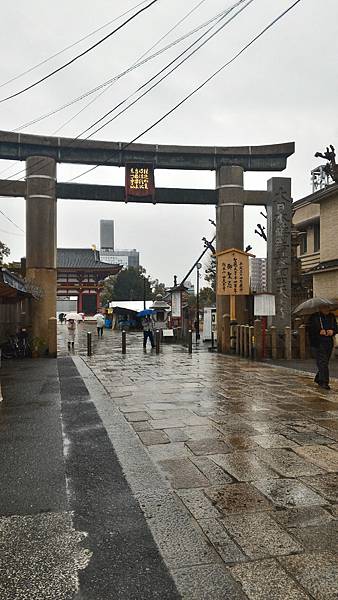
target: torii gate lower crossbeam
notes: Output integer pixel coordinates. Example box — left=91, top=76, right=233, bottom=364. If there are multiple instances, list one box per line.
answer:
left=0, top=131, right=295, bottom=355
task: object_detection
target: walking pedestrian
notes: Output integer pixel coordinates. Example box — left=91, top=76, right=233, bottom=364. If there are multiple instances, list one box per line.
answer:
left=58, top=312, right=65, bottom=324
left=66, top=318, right=76, bottom=350
left=142, top=315, right=155, bottom=348
left=309, top=308, right=338, bottom=390
left=95, top=312, right=105, bottom=337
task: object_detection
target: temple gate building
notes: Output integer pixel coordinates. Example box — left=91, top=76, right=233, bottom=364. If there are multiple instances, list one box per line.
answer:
left=57, top=248, right=122, bottom=315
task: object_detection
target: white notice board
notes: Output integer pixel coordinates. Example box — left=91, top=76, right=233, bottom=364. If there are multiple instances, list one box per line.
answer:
left=254, top=293, right=276, bottom=316
left=171, top=291, right=181, bottom=318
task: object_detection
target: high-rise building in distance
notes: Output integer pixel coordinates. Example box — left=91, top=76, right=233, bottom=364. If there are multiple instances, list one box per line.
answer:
left=99, top=220, right=139, bottom=269
left=100, top=220, right=114, bottom=250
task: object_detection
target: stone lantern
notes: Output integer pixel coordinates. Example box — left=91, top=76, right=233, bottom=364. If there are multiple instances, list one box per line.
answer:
left=150, top=294, right=171, bottom=330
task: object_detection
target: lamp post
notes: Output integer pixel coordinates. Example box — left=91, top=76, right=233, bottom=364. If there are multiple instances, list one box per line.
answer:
left=143, top=277, right=146, bottom=310
left=196, top=262, right=202, bottom=341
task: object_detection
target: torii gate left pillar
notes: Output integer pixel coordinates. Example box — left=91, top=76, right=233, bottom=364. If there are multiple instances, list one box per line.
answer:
left=26, top=156, right=57, bottom=354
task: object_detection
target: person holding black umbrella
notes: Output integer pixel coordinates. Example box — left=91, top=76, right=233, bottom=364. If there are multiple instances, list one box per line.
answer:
left=308, top=307, right=337, bottom=390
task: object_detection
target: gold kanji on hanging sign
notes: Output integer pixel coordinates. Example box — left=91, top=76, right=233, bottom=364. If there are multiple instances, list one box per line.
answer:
left=125, top=164, right=155, bottom=200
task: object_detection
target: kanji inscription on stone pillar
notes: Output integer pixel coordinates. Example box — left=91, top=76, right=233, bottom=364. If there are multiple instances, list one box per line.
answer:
left=267, top=178, right=292, bottom=332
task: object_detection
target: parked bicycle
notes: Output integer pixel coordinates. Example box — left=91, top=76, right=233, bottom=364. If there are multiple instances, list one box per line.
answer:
left=1, top=329, right=31, bottom=359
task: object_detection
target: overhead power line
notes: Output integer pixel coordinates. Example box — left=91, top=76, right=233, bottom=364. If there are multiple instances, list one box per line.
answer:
left=0, top=227, right=24, bottom=237
left=0, top=0, right=302, bottom=191
left=51, top=0, right=209, bottom=135
left=69, top=0, right=302, bottom=182
left=0, top=0, right=159, bottom=104
left=0, top=204, right=25, bottom=233
left=1, top=0, right=243, bottom=185
left=14, top=4, right=231, bottom=133
left=0, top=0, right=207, bottom=178
left=136, top=0, right=208, bottom=62
left=0, top=0, right=150, bottom=91
left=77, top=0, right=254, bottom=141
left=123, top=1, right=304, bottom=151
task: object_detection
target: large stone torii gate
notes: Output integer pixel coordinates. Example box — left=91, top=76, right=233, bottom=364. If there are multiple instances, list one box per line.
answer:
left=0, top=131, right=294, bottom=354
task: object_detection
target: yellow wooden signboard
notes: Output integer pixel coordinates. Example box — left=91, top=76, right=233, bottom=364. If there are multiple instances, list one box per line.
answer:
left=216, top=248, right=251, bottom=296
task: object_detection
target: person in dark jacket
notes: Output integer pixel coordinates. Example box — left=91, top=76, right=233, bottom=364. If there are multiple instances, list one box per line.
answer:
left=308, top=308, right=338, bottom=390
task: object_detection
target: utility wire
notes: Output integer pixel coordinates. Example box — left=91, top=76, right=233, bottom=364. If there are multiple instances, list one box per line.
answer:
left=70, top=0, right=302, bottom=182
left=14, top=5, right=230, bottom=133
left=0, top=0, right=206, bottom=177
left=2, top=1, right=240, bottom=184
left=0, top=0, right=159, bottom=104
left=77, top=0, right=254, bottom=141
left=137, top=0, right=208, bottom=62
left=0, top=204, right=25, bottom=233
left=0, top=227, right=24, bottom=237
left=0, top=0, right=302, bottom=190
left=0, top=0, right=149, bottom=91
left=51, top=0, right=209, bottom=136
left=123, top=0, right=303, bottom=151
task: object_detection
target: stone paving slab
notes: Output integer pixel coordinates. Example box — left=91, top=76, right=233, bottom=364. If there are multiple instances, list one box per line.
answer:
left=255, top=448, right=326, bottom=477
left=135, top=488, right=217, bottom=570
left=205, top=483, right=272, bottom=514
left=164, top=427, right=190, bottom=442
left=223, top=433, right=261, bottom=451
left=176, top=489, right=221, bottom=520
left=158, top=457, right=209, bottom=489
left=252, top=434, right=298, bottom=449
left=230, top=559, right=311, bottom=600
left=198, top=518, right=247, bottom=564
left=284, top=431, right=336, bottom=446
left=253, top=478, right=328, bottom=509
left=280, top=552, right=338, bottom=599
left=185, top=438, right=231, bottom=456
left=300, top=473, right=338, bottom=503
left=221, top=512, right=303, bottom=559
left=293, top=444, right=338, bottom=472
left=272, top=506, right=334, bottom=528
left=211, top=451, right=281, bottom=482
left=289, top=521, right=338, bottom=552
left=189, top=455, right=234, bottom=485
left=172, top=564, right=248, bottom=600
left=138, top=430, right=170, bottom=445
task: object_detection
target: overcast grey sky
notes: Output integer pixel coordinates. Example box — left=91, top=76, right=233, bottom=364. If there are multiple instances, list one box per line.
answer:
left=0, top=0, right=337, bottom=286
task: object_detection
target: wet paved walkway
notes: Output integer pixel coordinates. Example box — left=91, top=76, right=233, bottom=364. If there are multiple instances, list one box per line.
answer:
left=58, top=324, right=338, bottom=599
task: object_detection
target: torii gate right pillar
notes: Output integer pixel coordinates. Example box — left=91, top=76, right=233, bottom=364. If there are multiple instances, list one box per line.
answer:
left=216, top=165, right=246, bottom=350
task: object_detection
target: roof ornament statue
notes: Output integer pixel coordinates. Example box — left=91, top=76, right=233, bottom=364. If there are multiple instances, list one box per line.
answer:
left=314, top=145, right=338, bottom=183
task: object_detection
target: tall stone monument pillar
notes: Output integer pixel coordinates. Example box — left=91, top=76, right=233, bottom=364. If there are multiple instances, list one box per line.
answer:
left=216, top=165, right=246, bottom=349
left=267, top=177, right=292, bottom=332
left=26, top=156, right=57, bottom=352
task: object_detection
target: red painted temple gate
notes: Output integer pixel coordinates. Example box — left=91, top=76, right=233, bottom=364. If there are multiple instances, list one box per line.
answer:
left=57, top=248, right=121, bottom=315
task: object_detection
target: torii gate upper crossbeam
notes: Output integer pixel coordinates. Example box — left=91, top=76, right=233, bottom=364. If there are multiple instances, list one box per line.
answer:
left=0, top=130, right=294, bottom=171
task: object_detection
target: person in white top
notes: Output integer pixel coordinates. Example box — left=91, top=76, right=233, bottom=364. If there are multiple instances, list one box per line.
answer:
left=95, top=313, right=105, bottom=337
left=66, top=319, right=76, bottom=349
